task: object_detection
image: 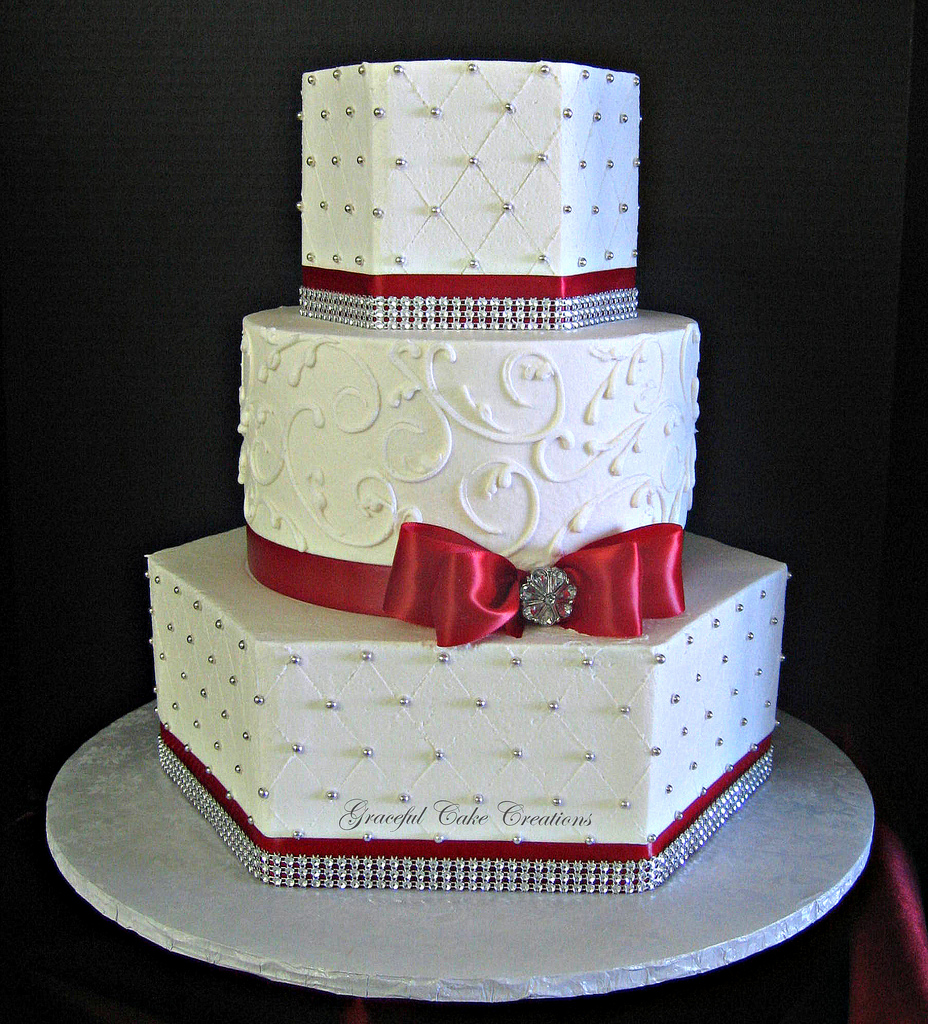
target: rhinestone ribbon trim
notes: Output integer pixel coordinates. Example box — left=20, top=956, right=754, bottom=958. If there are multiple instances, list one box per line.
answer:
left=298, top=285, right=639, bottom=330
left=158, top=739, right=773, bottom=892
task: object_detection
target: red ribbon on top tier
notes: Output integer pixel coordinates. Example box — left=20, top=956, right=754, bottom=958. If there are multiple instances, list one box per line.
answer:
left=301, top=265, right=636, bottom=301
left=247, top=522, right=684, bottom=647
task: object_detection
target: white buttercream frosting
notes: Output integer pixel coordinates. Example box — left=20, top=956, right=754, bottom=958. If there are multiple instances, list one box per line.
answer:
left=149, top=529, right=787, bottom=847
left=300, top=60, right=639, bottom=277
left=238, top=307, right=699, bottom=568
left=144, top=63, right=793, bottom=881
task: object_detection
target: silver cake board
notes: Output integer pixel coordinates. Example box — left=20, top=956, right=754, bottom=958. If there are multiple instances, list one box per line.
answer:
left=46, top=704, right=873, bottom=1003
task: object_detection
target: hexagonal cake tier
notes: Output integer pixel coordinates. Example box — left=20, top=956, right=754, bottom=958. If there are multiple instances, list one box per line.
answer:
left=298, top=60, right=641, bottom=329
left=149, top=529, right=786, bottom=889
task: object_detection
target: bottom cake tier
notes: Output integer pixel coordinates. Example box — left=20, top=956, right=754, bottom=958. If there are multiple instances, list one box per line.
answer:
left=147, top=528, right=787, bottom=891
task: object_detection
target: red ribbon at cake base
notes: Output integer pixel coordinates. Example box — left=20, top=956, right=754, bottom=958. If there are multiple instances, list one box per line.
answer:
left=301, top=265, right=636, bottom=301
left=247, top=522, right=684, bottom=647
left=160, top=722, right=772, bottom=863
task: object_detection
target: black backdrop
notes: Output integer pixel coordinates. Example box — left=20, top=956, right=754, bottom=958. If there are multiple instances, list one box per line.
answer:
left=2, top=0, right=925, bottom=1020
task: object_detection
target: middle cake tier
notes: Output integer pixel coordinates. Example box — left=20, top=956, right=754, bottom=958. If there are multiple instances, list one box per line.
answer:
left=239, top=307, right=699, bottom=569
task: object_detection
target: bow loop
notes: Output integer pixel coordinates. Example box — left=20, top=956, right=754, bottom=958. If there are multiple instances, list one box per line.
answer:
left=556, top=540, right=641, bottom=638
left=557, top=522, right=685, bottom=637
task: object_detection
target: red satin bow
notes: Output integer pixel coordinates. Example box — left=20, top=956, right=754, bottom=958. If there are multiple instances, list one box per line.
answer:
left=383, top=522, right=685, bottom=647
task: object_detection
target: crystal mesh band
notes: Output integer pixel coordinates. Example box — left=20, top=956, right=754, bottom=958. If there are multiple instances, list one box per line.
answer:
left=159, top=738, right=772, bottom=892
left=298, top=286, right=639, bottom=330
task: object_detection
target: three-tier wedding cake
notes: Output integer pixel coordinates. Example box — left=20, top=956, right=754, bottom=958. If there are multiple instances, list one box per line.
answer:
left=147, top=60, right=787, bottom=892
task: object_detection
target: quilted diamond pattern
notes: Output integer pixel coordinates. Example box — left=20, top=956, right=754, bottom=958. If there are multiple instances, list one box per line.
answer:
left=300, top=61, right=639, bottom=276
left=149, top=530, right=787, bottom=848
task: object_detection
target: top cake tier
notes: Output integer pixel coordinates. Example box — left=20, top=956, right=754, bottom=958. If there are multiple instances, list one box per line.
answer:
left=299, top=60, right=640, bottom=330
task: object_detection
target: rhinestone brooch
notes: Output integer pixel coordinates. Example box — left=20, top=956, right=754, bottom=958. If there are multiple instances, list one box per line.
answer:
left=519, top=567, right=577, bottom=626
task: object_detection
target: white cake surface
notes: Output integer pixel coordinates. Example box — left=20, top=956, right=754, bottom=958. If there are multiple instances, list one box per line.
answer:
left=149, top=529, right=786, bottom=849
left=239, top=307, right=699, bottom=568
left=146, top=65, right=790, bottom=889
left=300, top=60, right=639, bottom=277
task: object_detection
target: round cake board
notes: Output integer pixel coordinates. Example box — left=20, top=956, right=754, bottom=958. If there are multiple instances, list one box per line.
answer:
left=46, top=705, right=872, bottom=1002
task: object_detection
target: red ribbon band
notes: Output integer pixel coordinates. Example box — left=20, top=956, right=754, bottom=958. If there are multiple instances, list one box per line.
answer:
left=302, top=265, right=636, bottom=301
left=247, top=522, right=684, bottom=647
left=161, top=722, right=771, bottom=863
